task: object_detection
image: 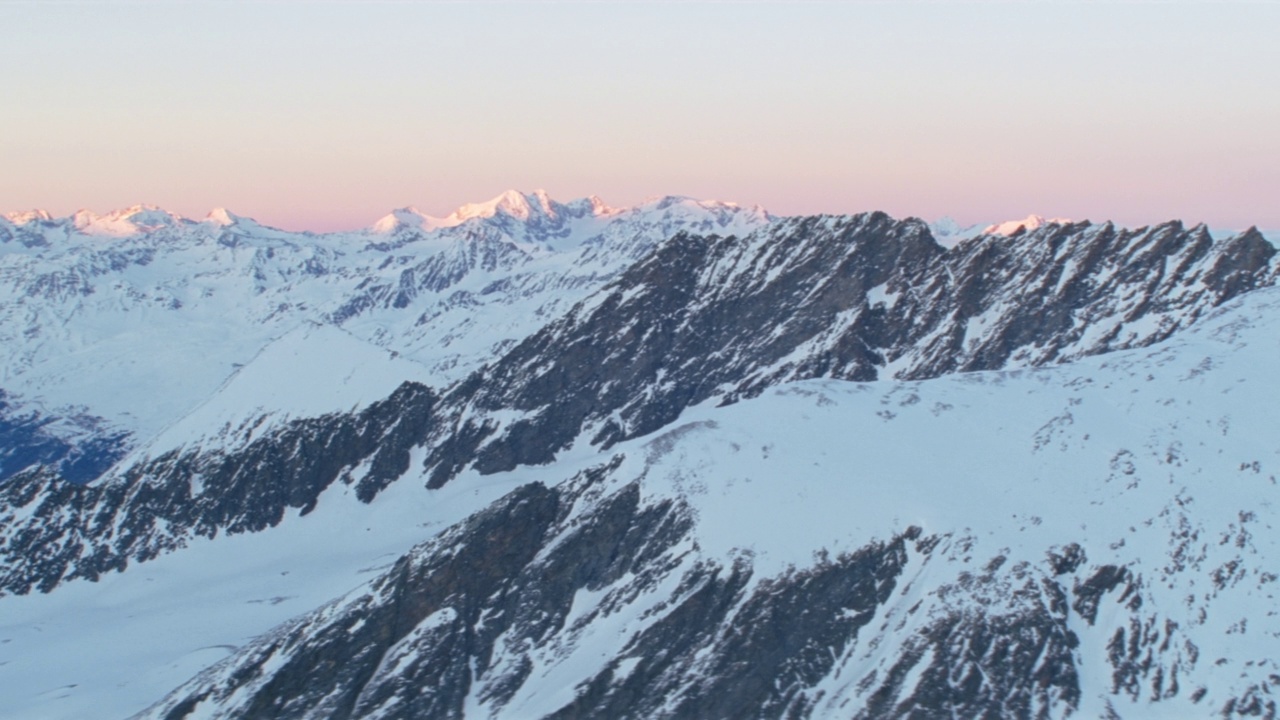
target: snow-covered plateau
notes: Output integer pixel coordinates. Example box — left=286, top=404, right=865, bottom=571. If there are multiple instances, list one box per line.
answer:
left=1, top=193, right=1279, bottom=719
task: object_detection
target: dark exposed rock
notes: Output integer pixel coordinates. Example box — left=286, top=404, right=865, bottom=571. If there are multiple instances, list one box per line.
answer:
left=1046, top=543, right=1087, bottom=576
left=852, top=554, right=1084, bottom=720
left=576, top=545, right=907, bottom=720
left=1072, top=565, right=1131, bottom=625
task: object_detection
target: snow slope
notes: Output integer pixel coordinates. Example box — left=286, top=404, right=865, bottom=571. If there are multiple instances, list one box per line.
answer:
left=135, top=323, right=435, bottom=456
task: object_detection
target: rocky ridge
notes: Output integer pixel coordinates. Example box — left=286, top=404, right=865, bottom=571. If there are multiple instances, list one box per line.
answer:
left=419, top=213, right=1275, bottom=484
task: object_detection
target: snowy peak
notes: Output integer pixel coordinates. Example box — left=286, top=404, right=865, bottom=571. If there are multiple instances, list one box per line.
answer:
left=364, top=191, right=772, bottom=255
left=586, top=194, right=618, bottom=217
left=368, top=191, right=557, bottom=234
left=437, top=191, right=769, bottom=229
left=446, top=188, right=557, bottom=225
left=4, top=192, right=771, bottom=246
left=371, top=191, right=614, bottom=234
left=927, top=216, right=987, bottom=248
left=72, top=205, right=185, bottom=236
left=370, top=206, right=437, bottom=234
left=204, top=207, right=246, bottom=227
left=983, top=213, right=1074, bottom=236
left=2, top=209, right=53, bottom=226
left=2, top=205, right=289, bottom=240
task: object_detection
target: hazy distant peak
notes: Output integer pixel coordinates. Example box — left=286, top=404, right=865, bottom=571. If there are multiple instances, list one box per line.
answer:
left=449, top=189, right=555, bottom=224
left=371, top=207, right=435, bottom=234
left=638, top=195, right=770, bottom=220
left=369, top=190, right=764, bottom=235
left=205, top=207, right=247, bottom=227
left=927, top=216, right=988, bottom=248
left=587, top=194, right=616, bottom=216
left=3, top=209, right=54, bottom=225
left=560, top=194, right=620, bottom=219
left=70, top=205, right=184, bottom=237
left=983, top=214, right=1073, bottom=236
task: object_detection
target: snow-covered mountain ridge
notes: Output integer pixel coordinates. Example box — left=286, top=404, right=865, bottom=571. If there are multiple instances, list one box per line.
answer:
left=3, top=194, right=1280, bottom=719
left=0, top=191, right=772, bottom=484
left=415, top=214, right=1274, bottom=486
left=1, top=210, right=1273, bottom=602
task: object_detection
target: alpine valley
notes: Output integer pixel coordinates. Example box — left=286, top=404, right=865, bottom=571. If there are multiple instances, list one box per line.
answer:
left=2, top=191, right=1279, bottom=719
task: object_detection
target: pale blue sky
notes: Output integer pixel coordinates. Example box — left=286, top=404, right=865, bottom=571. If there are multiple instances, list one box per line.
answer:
left=2, top=1, right=1277, bottom=231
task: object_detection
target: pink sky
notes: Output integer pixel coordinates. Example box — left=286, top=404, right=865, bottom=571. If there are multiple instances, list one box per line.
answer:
left=2, top=3, right=1276, bottom=233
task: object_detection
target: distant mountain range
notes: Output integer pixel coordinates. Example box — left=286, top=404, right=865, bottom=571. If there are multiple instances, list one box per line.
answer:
left=2, top=192, right=1279, bottom=719
left=0, top=192, right=770, bottom=484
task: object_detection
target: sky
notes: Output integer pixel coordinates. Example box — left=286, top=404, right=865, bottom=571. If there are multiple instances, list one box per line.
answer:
left=1, top=1, right=1277, bottom=232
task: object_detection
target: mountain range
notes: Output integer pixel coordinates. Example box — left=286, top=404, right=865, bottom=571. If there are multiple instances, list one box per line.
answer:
left=2, top=191, right=1278, bottom=719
